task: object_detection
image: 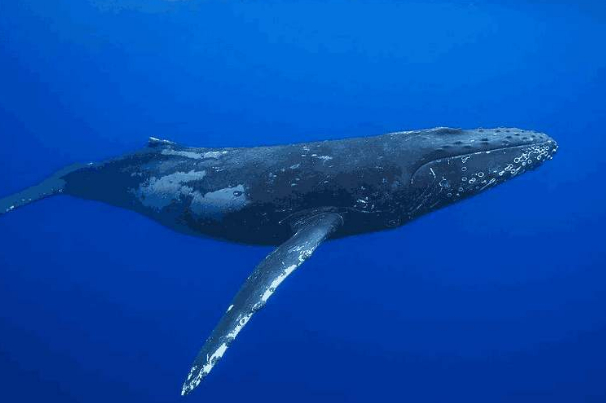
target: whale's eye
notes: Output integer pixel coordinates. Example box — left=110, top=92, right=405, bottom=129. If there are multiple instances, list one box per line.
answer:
left=233, top=191, right=243, bottom=197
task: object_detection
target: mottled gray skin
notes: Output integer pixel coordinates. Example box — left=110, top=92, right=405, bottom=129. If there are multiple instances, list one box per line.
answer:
left=52, top=128, right=557, bottom=246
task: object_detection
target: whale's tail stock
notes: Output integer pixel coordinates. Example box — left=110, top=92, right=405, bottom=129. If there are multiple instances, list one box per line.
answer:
left=0, top=163, right=85, bottom=216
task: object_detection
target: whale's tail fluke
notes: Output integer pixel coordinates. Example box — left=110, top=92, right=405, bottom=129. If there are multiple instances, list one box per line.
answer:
left=0, top=163, right=86, bottom=216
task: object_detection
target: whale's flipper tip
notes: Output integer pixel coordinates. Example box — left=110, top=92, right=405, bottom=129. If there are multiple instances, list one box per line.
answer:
left=0, top=163, right=85, bottom=216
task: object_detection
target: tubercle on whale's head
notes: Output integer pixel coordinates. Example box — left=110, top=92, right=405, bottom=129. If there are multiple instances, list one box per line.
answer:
left=397, top=127, right=558, bottom=218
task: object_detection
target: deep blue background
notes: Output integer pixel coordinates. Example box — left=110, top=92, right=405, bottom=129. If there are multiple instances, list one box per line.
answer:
left=1, top=1, right=605, bottom=402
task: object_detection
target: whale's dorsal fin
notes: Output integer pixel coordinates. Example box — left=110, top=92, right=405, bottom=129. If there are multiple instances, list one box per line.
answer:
left=181, top=212, right=343, bottom=395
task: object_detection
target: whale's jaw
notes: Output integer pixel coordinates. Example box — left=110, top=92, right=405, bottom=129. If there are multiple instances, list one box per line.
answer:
left=407, top=131, right=557, bottom=219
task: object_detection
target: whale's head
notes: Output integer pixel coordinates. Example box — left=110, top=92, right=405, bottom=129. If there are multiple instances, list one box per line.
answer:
left=401, top=127, right=558, bottom=219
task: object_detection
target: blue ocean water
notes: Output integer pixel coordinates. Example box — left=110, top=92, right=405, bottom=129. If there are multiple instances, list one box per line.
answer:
left=1, top=1, right=605, bottom=402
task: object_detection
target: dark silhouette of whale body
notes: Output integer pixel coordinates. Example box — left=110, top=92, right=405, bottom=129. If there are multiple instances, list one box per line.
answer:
left=0, top=127, right=558, bottom=395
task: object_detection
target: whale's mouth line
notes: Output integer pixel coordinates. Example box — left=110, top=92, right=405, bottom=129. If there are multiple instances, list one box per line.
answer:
left=411, top=140, right=556, bottom=181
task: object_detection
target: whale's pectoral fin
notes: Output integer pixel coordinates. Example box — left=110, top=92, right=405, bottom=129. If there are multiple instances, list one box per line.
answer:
left=181, top=212, right=343, bottom=395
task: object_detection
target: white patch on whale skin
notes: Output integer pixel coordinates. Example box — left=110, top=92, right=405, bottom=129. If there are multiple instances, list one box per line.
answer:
left=160, top=149, right=228, bottom=160
left=161, top=149, right=204, bottom=159
left=137, top=170, right=207, bottom=210
left=137, top=170, right=249, bottom=218
left=190, top=184, right=249, bottom=217
left=261, top=264, right=297, bottom=303
left=203, top=151, right=228, bottom=159
left=227, top=312, right=253, bottom=339
left=182, top=343, right=229, bottom=395
left=259, top=247, right=312, bottom=304
left=183, top=311, right=256, bottom=392
left=149, top=137, right=175, bottom=145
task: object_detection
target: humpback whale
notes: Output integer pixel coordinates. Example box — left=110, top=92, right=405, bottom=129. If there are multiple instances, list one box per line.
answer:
left=0, top=127, right=557, bottom=395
